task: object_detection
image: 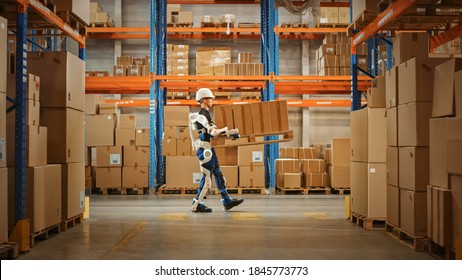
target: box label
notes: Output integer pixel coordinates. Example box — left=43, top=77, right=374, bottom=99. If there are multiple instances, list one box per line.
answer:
left=110, top=154, right=121, bottom=165
left=80, top=191, right=85, bottom=208
left=370, top=168, right=376, bottom=173
left=252, top=151, right=263, bottom=163
left=193, top=173, right=202, bottom=184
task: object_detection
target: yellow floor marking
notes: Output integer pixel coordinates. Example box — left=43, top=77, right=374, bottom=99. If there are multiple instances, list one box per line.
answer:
left=101, top=221, right=147, bottom=260
left=304, top=212, right=336, bottom=220
left=159, top=212, right=189, bottom=221
left=232, top=212, right=261, bottom=221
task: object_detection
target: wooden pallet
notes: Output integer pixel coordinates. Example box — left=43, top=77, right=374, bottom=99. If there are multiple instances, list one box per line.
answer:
left=377, top=0, right=396, bottom=13
left=60, top=213, right=84, bottom=232
left=30, top=224, right=60, bottom=247
left=158, top=186, right=198, bottom=195
left=57, top=10, right=87, bottom=35
left=347, top=10, right=377, bottom=36
left=89, top=21, right=114, bottom=28
left=213, top=130, right=294, bottom=148
left=215, top=186, right=265, bottom=195
left=331, top=188, right=350, bottom=195
left=97, top=187, right=147, bottom=195
left=276, top=186, right=331, bottom=195
left=351, top=213, right=386, bottom=231
left=280, top=23, right=308, bottom=28
left=201, top=22, right=218, bottom=28
left=385, top=222, right=427, bottom=252
left=168, top=22, right=193, bottom=28
left=238, top=22, right=258, bottom=28
left=38, top=0, right=57, bottom=13
left=428, top=241, right=456, bottom=260
left=0, top=242, right=19, bottom=260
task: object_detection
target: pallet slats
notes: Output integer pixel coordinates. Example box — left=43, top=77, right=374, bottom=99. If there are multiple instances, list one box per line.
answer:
left=30, top=224, right=60, bottom=247
left=351, top=213, right=386, bottom=231
left=0, top=242, right=19, bottom=260
left=385, top=222, right=427, bottom=252
left=61, top=213, right=84, bottom=232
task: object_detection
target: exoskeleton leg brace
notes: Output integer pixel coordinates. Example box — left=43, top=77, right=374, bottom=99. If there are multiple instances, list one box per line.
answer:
left=191, top=148, right=214, bottom=212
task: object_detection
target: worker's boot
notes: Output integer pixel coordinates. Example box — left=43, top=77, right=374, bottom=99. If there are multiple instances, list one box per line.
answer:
left=221, top=197, right=244, bottom=211
left=191, top=199, right=212, bottom=213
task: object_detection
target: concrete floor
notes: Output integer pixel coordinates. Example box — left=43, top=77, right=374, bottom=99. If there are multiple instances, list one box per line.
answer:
left=18, top=194, right=435, bottom=260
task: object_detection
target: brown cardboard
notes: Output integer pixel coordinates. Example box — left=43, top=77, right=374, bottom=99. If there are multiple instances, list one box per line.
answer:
left=387, top=107, right=398, bottom=146
left=250, top=103, right=262, bottom=134
left=122, top=166, right=148, bottom=188
left=433, top=59, right=462, bottom=117
left=318, top=44, right=336, bottom=58
left=398, top=102, right=432, bottom=147
left=428, top=185, right=435, bottom=240
left=27, top=74, right=40, bottom=101
left=0, top=93, right=6, bottom=168
left=305, top=173, right=329, bottom=188
left=162, top=137, right=177, bottom=156
left=350, top=162, right=368, bottom=216
left=166, top=156, right=201, bottom=188
left=447, top=141, right=462, bottom=175
left=324, top=148, right=332, bottom=161
left=28, top=52, right=85, bottom=111
left=367, top=76, right=386, bottom=108
left=135, top=129, right=149, bottom=146
left=212, top=166, right=238, bottom=188
left=6, top=125, right=47, bottom=167
left=177, top=139, right=191, bottom=156
left=387, top=185, right=400, bottom=227
left=40, top=107, right=84, bottom=163
left=164, top=106, right=190, bottom=126
left=260, top=102, right=272, bottom=133
left=399, top=147, right=429, bottom=191
left=214, top=106, right=225, bottom=129
left=268, top=101, right=280, bottom=132
left=6, top=99, right=40, bottom=126
left=302, top=159, right=326, bottom=173
left=214, top=147, right=237, bottom=166
left=280, top=147, right=299, bottom=159
left=392, top=33, right=429, bottom=67
left=55, top=0, right=90, bottom=25
left=352, top=0, right=381, bottom=21
left=85, top=114, right=116, bottom=147
left=95, top=167, right=122, bottom=189
left=61, top=162, right=85, bottom=220
left=239, top=165, right=265, bottom=187
left=115, top=129, right=136, bottom=146
left=332, top=138, right=350, bottom=166
left=0, top=17, right=6, bottom=93
left=238, top=145, right=264, bottom=166
left=438, top=188, right=452, bottom=247
left=386, top=147, right=399, bottom=187
left=400, top=189, right=427, bottom=237
left=232, top=105, right=245, bottom=135
left=350, top=108, right=387, bottom=163
left=177, top=126, right=190, bottom=140
left=0, top=168, right=7, bottom=244
left=367, top=163, right=387, bottom=219
left=93, top=146, right=122, bottom=167
left=330, top=166, right=350, bottom=189
left=241, top=104, right=254, bottom=135
left=430, top=118, right=448, bottom=188
left=284, top=173, right=302, bottom=188
left=450, top=175, right=462, bottom=249
left=99, top=103, right=118, bottom=115
left=123, top=146, right=149, bottom=167
left=118, top=114, right=136, bottom=129
left=385, top=66, right=398, bottom=108
left=276, top=159, right=301, bottom=173
left=85, top=95, right=101, bottom=115
left=276, top=101, right=289, bottom=132
left=456, top=71, right=462, bottom=116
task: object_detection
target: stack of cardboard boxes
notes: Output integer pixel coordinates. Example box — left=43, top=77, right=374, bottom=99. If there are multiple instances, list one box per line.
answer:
left=318, top=6, right=351, bottom=25
left=350, top=78, right=387, bottom=220
left=330, top=138, right=350, bottom=191
left=89, top=1, right=113, bottom=26
left=167, top=44, right=190, bottom=99
left=224, top=52, right=264, bottom=76
left=55, top=0, right=90, bottom=25
left=114, top=56, right=150, bottom=77
left=427, top=58, right=462, bottom=251
left=0, top=16, right=8, bottom=244
left=167, top=4, right=193, bottom=26
left=196, top=47, right=231, bottom=76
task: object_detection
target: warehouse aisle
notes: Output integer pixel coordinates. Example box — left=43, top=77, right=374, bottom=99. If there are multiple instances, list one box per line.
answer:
left=18, top=195, right=435, bottom=260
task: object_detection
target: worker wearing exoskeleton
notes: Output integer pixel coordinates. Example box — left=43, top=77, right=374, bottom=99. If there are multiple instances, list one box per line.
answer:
left=189, top=88, right=244, bottom=212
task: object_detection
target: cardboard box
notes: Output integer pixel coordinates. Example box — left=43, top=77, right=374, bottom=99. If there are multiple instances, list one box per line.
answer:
left=214, top=147, right=237, bottom=166
left=447, top=117, right=462, bottom=175
left=28, top=52, right=85, bottom=111
left=115, top=128, right=136, bottom=146
left=284, top=173, right=302, bottom=188
left=162, top=137, right=177, bottom=156
left=0, top=17, right=6, bottom=93
left=116, top=56, right=131, bottom=66
left=387, top=185, right=400, bottom=227
left=385, top=66, right=398, bottom=108
left=350, top=162, right=368, bottom=216
left=450, top=175, right=462, bottom=249
left=276, top=159, right=301, bottom=173
left=55, top=0, right=90, bottom=25
left=399, top=147, right=429, bottom=191
left=397, top=102, right=432, bottom=147
left=332, top=138, right=350, bottom=166
left=260, top=102, right=272, bottom=133
left=433, top=59, right=462, bottom=117
left=99, top=103, right=118, bottom=115
left=400, top=189, right=427, bottom=237
left=166, top=156, right=201, bottom=188
left=250, top=103, right=262, bottom=134
left=212, top=166, right=238, bottom=188
left=85, top=94, right=101, bottom=115
left=387, top=147, right=399, bottom=187
left=305, top=173, right=329, bottom=188
left=113, top=65, right=126, bottom=77
left=239, top=165, right=265, bottom=187
left=122, top=166, right=148, bottom=188
left=95, top=167, right=122, bottom=189
left=387, top=107, right=398, bottom=146
left=429, top=186, right=452, bottom=247
left=302, top=159, right=326, bottom=173
left=238, top=145, right=264, bottom=166
left=6, top=73, right=41, bottom=101
left=279, top=147, right=298, bottom=159
left=6, top=99, right=40, bottom=126
left=6, top=125, right=47, bottom=167
left=178, top=11, right=193, bottom=23
left=430, top=118, right=448, bottom=188
left=330, top=166, right=350, bottom=189
left=135, top=129, right=149, bottom=146
left=398, top=57, right=438, bottom=105
left=456, top=71, right=462, bottom=117
left=368, top=76, right=386, bottom=108
left=165, top=106, right=189, bottom=126
left=177, top=138, right=191, bottom=156
left=123, top=146, right=149, bottom=167
left=324, top=148, right=332, bottom=161
left=0, top=168, right=7, bottom=244
left=118, top=114, right=136, bottom=129
left=85, top=114, right=116, bottom=147
left=0, top=93, right=6, bottom=168
left=392, top=33, right=429, bottom=67
left=40, top=108, right=84, bottom=163
left=61, top=162, right=85, bottom=220
left=350, top=108, right=387, bottom=163
left=352, top=0, right=381, bottom=21
left=92, top=146, right=122, bottom=167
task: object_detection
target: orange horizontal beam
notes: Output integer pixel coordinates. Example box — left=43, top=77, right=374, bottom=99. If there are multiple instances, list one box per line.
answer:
left=430, top=23, right=462, bottom=53
left=275, top=27, right=347, bottom=34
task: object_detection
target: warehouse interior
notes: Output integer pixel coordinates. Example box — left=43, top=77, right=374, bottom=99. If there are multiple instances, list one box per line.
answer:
left=1, top=0, right=462, bottom=264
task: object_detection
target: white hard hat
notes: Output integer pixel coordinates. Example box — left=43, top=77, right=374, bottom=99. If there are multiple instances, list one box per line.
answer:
left=195, top=88, right=215, bottom=101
